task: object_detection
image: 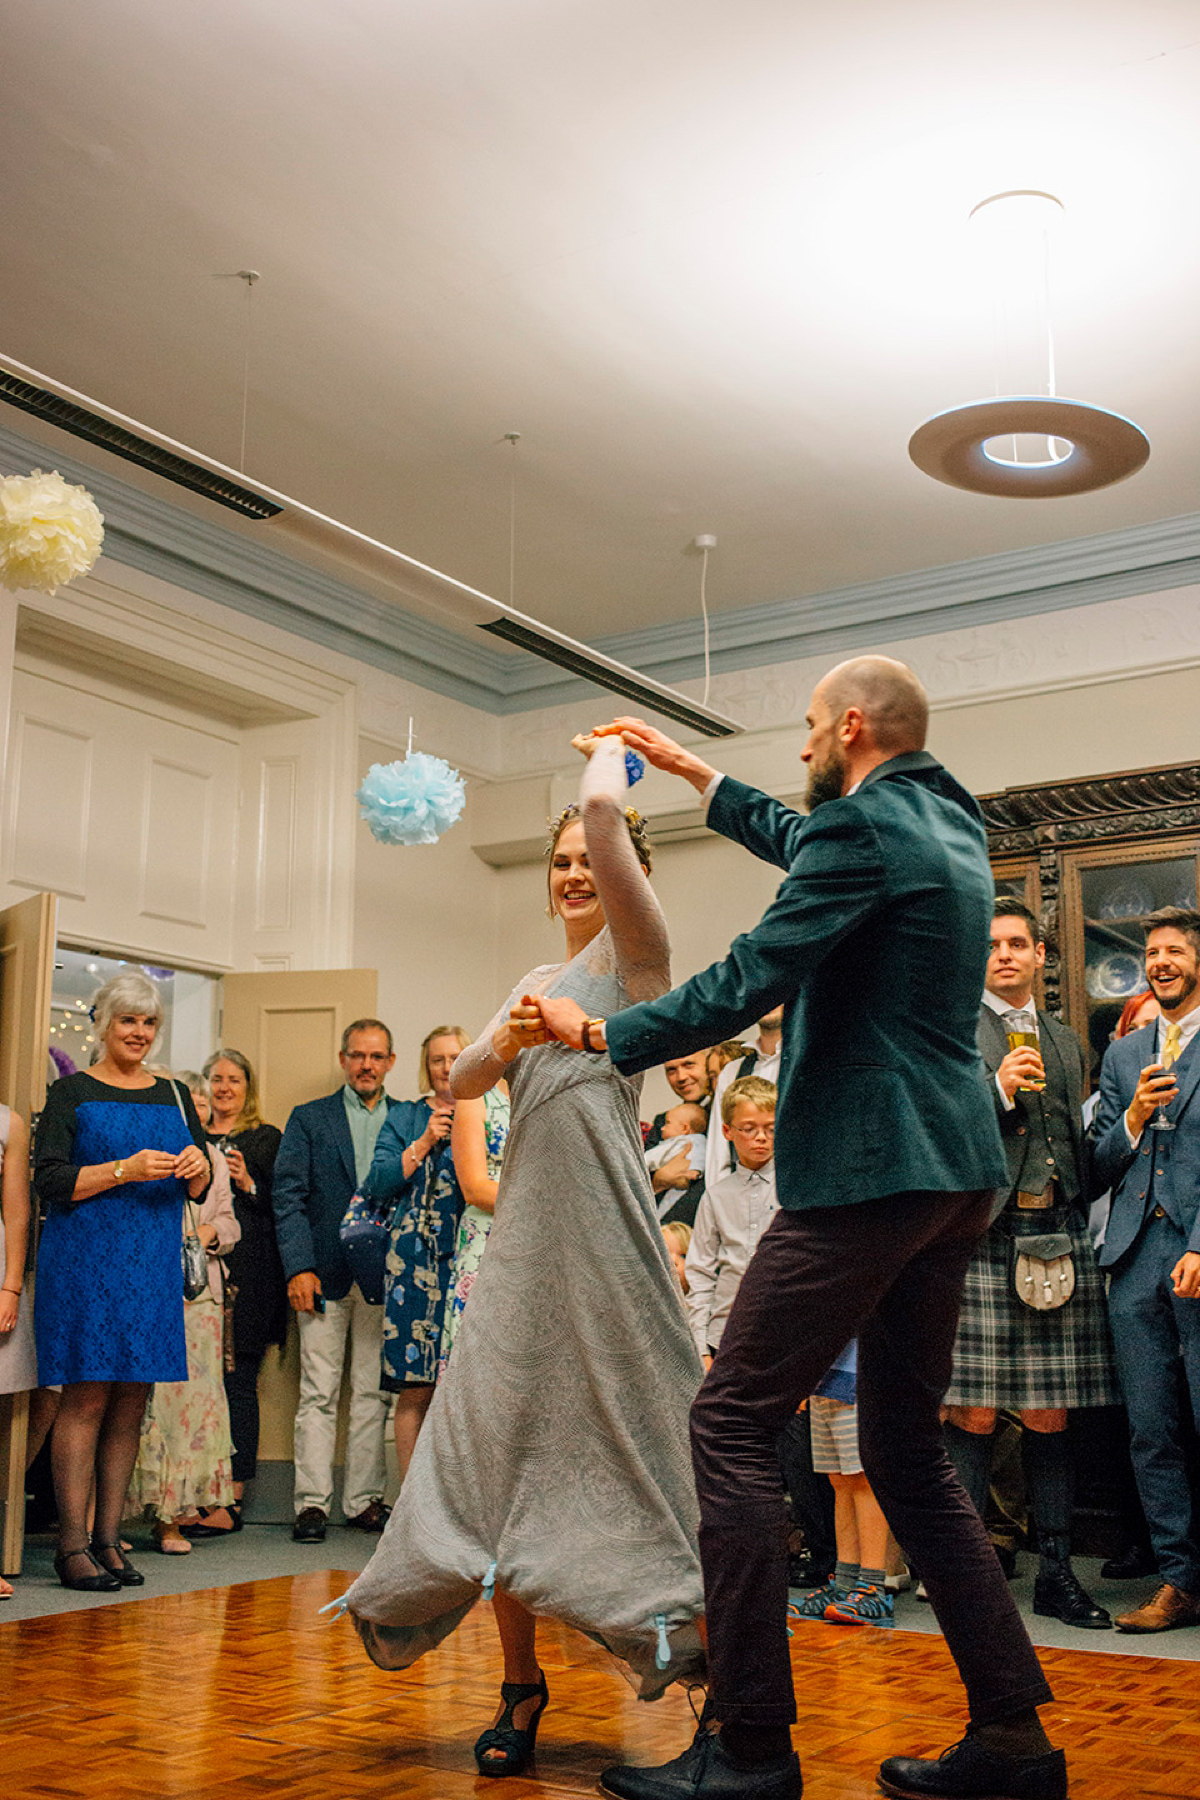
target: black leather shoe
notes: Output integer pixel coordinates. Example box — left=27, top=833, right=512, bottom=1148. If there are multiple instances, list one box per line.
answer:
left=599, top=1730, right=801, bottom=1800
left=292, top=1506, right=327, bottom=1543
left=1100, top=1543, right=1157, bottom=1581
left=878, top=1733, right=1067, bottom=1800
left=54, top=1548, right=121, bottom=1593
left=1033, top=1563, right=1110, bottom=1629
left=788, top=1551, right=833, bottom=1590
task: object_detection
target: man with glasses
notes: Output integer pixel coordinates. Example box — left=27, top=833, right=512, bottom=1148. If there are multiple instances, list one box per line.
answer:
left=274, top=1018, right=399, bottom=1542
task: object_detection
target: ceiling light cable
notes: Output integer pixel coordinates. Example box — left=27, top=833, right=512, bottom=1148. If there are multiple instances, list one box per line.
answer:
left=237, top=271, right=260, bottom=473
left=503, top=430, right=521, bottom=608
left=693, top=534, right=717, bottom=709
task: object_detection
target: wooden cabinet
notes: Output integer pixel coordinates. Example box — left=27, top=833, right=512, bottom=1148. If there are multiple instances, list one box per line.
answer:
left=981, top=760, right=1200, bottom=1082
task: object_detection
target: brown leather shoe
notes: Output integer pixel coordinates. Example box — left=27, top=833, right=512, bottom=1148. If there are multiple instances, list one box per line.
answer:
left=344, top=1499, right=391, bottom=1533
left=1115, top=1582, right=1200, bottom=1632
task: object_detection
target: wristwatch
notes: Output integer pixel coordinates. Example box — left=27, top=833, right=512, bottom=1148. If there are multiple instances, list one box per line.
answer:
left=113, top=1160, right=125, bottom=1182
left=581, top=1017, right=607, bottom=1054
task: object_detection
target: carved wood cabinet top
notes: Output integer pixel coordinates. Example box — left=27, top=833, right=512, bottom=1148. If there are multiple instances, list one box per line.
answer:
left=980, top=760, right=1200, bottom=847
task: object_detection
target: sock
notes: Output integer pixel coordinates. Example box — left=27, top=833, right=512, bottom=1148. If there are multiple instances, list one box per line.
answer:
left=857, top=1565, right=886, bottom=1591
left=943, top=1420, right=993, bottom=1516
left=835, top=1559, right=859, bottom=1594
left=1021, top=1427, right=1073, bottom=1567
left=974, top=1712, right=1053, bottom=1758
left=720, top=1723, right=793, bottom=1767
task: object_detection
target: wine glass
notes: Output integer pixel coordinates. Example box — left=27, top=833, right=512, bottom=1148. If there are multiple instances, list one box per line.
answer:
left=1147, top=1062, right=1177, bottom=1133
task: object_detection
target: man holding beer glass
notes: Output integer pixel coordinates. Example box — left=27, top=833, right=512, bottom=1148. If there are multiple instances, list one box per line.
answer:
left=942, top=900, right=1118, bottom=1629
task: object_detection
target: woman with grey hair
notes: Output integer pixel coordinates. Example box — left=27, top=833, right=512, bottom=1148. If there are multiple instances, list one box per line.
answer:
left=34, top=971, right=210, bottom=1591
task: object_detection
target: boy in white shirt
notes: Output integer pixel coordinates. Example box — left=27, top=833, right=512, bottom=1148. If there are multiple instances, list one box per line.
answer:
left=685, top=1077, right=778, bottom=1365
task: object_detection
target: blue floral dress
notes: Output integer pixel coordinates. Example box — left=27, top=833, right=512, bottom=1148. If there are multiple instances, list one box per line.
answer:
left=439, top=1086, right=510, bottom=1375
left=33, top=1073, right=207, bottom=1385
left=366, top=1098, right=463, bottom=1390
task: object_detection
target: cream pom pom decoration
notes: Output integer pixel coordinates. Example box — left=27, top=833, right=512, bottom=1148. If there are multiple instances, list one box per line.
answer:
left=0, top=468, right=105, bottom=595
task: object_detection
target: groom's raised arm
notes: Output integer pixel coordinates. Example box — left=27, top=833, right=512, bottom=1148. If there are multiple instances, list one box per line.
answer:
left=707, top=776, right=807, bottom=872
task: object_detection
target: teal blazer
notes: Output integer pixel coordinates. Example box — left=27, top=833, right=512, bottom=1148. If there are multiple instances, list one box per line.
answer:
left=606, top=752, right=1006, bottom=1212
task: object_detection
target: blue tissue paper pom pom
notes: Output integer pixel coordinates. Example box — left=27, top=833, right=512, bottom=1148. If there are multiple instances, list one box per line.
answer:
left=357, top=753, right=467, bottom=846
left=624, top=749, right=646, bottom=786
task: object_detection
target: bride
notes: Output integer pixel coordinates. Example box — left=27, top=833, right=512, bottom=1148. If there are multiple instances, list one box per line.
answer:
left=345, top=734, right=705, bottom=1775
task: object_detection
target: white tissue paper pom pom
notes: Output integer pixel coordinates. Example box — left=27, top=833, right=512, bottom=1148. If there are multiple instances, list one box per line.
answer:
left=0, top=468, right=105, bottom=595
left=357, top=753, right=467, bottom=846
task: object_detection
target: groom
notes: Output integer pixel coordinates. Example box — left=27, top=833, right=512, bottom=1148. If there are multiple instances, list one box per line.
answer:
left=536, top=658, right=1064, bottom=1800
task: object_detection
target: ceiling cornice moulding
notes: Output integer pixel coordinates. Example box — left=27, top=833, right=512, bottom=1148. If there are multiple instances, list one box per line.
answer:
left=3, top=419, right=1199, bottom=718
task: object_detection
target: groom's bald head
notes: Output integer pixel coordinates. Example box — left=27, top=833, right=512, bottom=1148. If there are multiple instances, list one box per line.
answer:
left=817, top=656, right=928, bottom=754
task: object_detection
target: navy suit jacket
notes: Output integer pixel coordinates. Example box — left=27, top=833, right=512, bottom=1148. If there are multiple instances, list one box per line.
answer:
left=606, top=754, right=1007, bottom=1212
left=1091, top=1023, right=1200, bottom=1267
left=272, top=1089, right=399, bottom=1300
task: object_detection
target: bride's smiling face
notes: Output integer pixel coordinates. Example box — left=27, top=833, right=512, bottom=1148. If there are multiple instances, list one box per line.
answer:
left=549, top=819, right=605, bottom=935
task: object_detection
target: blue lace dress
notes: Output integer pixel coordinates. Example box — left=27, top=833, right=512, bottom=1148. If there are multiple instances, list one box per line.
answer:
left=366, top=1099, right=463, bottom=1390
left=33, top=1073, right=207, bottom=1385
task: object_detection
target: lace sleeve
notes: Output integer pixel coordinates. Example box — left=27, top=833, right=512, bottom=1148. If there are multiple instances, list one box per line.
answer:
left=581, top=738, right=671, bottom=1005
left=451, top=964, right=564, bottom=1099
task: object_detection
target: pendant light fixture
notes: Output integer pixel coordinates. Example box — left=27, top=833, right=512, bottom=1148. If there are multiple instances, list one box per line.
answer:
left=908, top=191, right=1149, bottom=498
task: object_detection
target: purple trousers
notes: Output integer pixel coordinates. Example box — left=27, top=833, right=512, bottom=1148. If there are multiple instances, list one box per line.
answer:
left=691, top=1188, right=1054, bottom=1728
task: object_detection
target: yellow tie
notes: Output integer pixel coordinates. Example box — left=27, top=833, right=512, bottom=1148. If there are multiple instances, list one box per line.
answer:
left=1163, top=1022, right=1183, bottom=1068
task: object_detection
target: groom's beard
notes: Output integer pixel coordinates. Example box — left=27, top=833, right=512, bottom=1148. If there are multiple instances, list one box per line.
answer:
left=805, top=745, right=847, bottom=811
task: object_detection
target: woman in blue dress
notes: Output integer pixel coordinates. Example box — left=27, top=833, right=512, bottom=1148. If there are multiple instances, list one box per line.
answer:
left=34, top=972, right=210, bottom=1592
left=363, top=1024, right=468, bottom=1482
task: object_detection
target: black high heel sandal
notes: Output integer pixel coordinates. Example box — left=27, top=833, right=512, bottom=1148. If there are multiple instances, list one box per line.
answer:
left=54, top=1547, right=121, bottom=1593
left=90, top=1540, right=145, bottom=1586
left=474, top=1672, right=549, bottom=1778
left=180, top=1501, right=243, bottom=1538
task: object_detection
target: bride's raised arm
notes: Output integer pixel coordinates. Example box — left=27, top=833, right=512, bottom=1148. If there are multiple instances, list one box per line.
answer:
left=578, top=737, right=671, bottom=1005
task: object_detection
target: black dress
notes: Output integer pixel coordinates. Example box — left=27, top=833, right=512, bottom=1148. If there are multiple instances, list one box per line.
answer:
left=208, top=1123, right=287, bottom=1357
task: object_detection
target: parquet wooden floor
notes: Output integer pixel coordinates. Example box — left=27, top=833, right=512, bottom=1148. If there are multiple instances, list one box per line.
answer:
left=2, top=1570, right=1196, bottom=1799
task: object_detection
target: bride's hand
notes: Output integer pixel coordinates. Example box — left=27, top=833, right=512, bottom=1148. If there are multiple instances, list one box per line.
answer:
left=493, top=996, right=551, bottom=1062
left=570, top=731, right=600, bottom=759
left=591, top=717, right=716, bottom=794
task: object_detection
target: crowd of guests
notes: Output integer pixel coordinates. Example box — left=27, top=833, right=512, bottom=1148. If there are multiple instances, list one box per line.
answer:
left=2, top=897, right=1199, bottom=1638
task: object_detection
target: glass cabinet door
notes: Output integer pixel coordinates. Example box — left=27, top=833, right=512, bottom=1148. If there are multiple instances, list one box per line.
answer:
left=1060, top=839, right=1199, bottom=1080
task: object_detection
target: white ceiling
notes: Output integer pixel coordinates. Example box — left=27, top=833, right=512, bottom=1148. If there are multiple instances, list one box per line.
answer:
left=4, top=0, right=1200, bottom=648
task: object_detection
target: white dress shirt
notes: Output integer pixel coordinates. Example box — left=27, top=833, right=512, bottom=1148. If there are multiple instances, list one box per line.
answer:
left=982, top=985, right=1038, bottom=1114
left=684, top=1159, right=779, bottom=1358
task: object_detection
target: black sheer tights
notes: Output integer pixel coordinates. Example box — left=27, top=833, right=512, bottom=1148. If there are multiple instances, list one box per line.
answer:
left=52, top=1380, right=151, bottom=1576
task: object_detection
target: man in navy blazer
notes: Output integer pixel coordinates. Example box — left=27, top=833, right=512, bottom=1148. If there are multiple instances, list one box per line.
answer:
left=535, top=659, right=1062, bottom=1800
left=1092, top=908, right=1200, bottom=1634
left=273, top=1018, right=399, bottom=1542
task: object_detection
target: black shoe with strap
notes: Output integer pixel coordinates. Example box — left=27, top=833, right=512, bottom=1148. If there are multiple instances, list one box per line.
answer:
left=877, top=1731, right=1067, bottom=1800
left=599, top=1729, right=801, bottom=1800
left=91, top=1540, right=145, bottom=1586
left=474, top=1671, right=549, bottom=1778
left=54, top=1546, right=121, bottom=1593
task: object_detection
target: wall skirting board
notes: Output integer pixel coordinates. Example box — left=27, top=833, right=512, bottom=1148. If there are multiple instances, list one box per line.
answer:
left=5, top=417, right=1200, bottom=720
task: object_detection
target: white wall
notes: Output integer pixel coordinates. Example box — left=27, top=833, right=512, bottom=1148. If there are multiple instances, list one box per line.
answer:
left=354, top=735, right=503, bottom=1095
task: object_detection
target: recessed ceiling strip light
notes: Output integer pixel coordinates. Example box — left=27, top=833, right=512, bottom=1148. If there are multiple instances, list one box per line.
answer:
left=0, top=353, right=740, bottom=736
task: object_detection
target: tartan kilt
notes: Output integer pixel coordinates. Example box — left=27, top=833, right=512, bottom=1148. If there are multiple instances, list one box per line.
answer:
left=943, top=1207, right=1120, bottom=1411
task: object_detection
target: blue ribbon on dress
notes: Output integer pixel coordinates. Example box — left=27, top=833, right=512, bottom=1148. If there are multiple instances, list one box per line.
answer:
left=482, top=1560, right=498, bottom=1601
left=653, top=1613, right=671, bottom=1670
left=319, top=1592, right=350, bottom=1621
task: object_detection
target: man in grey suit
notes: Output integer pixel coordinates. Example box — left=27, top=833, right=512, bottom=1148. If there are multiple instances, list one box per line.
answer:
left=943, top=900, right=1117, bottom=1629
left=1092, top=907, right=1200, bottom=1633
left=535, top=659, right=1063, bottom=1800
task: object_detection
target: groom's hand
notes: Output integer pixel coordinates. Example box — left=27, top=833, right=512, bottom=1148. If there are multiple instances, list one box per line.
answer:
left=591, top=717, right=717, bottom=796
left=536, top=995, right=591, bottom=1050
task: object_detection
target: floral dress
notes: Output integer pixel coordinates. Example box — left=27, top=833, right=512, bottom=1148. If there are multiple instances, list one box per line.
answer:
left=366, top=1099, right=463, bottom=1390
left=439, top=1086, right=510, bottom=1376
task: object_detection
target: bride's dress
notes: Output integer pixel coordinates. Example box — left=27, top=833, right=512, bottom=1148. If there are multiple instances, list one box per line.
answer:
left=346, top=743, right=705, bottom=1695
